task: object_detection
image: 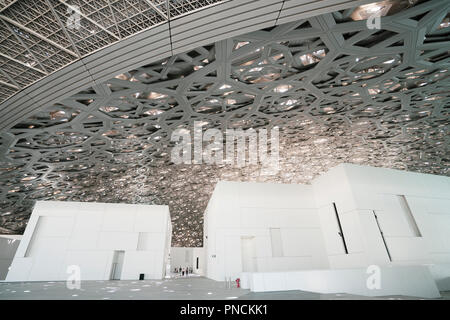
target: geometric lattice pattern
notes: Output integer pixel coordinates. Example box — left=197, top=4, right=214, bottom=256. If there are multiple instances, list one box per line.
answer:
left=0, top=0, right=449, bottom=245
left=0, top=0, right=225, bottom=102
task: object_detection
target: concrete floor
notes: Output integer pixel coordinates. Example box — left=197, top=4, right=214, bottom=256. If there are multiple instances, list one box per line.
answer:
left=0, top=276, right=247, bottom=300
left=0, top=277, right=448, bottom=300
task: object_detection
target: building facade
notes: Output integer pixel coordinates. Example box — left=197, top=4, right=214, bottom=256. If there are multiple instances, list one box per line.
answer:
left=6, top=201, right=172, bottom=282
left=204, top=164, right=450, bottom=296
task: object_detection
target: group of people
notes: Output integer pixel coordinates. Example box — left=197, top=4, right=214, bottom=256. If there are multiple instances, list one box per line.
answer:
left=174, top=266, right=193, bottom=276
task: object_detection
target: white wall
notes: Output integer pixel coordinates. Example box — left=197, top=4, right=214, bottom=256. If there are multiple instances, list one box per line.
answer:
left=245, top=266, right=440, bottom=298
left=170, top=247, right=205, bottom=275
left=204, top=181, right=329, bottom=281
left=205, top=164, right=450, bottom=294
left=0, top=235, right=21, bottom=280
left=312, top=164, right=450, bottom=276
left=6, top=201, right=171, bottom=282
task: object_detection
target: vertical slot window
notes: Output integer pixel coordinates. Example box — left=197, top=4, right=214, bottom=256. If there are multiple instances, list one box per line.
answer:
left=333, top=202, right=348, bottom=254
left=397, top=195, right=422, bottom=237
left=373, top=211, right=392, bottom=262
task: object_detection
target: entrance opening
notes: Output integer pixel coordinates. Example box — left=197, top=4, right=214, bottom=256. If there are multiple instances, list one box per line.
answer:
left=110, top=250, right=125, bottom=280
left=241, top=236, right=257, bottom=272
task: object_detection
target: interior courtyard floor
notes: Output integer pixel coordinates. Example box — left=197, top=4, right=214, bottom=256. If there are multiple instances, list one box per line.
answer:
left=0, top=276, right=449, bottom=300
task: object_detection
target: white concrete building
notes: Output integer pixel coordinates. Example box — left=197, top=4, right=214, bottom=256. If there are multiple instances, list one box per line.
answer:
left=312, top=163, right=450, bottom=275
left=204, top=181, right=329, bottom=281
left=6, top=201, right=172, bottom=282
left=204, top=164, right=450, bottom=298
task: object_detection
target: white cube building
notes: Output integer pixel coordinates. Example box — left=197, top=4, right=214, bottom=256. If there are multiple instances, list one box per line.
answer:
left=204, top=164, right=450, bottom=297
left=6, top=201, right=172, bottom=282
left=204, top=181, right=329, bottom=281
left=312, top=163, right=450, bottom=273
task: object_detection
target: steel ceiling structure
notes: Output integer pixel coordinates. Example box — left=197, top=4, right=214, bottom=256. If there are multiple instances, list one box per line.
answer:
left=0, top=0, right=382, bottom=131
left=0, top=0, right=225, bottom=104
left=0, top=0, right=449, bottom=246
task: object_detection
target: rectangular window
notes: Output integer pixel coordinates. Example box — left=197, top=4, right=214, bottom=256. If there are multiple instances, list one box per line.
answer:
left=397, top=195, right=422, bottom=237
left=270, top=228, right=283, bottom=257
left=137, top=232, right=149, bottom=251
